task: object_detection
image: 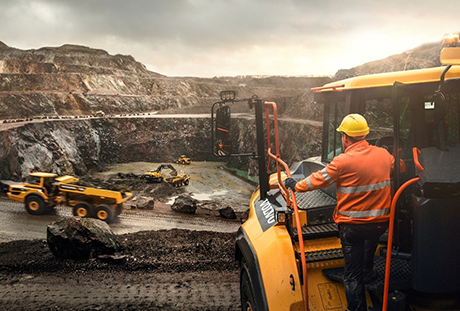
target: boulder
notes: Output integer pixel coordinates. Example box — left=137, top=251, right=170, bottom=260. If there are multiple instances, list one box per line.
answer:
left=171, top=194, right=197, bottom=214
left=219, top=206, right=236, bottom=219
left=47, top=217, right=121, bottom=260
left=137, top=196, right=154, bottom=210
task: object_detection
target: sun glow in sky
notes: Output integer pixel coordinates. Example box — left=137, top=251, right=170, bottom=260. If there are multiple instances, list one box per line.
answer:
left=0, top=0, right=456, bottom=77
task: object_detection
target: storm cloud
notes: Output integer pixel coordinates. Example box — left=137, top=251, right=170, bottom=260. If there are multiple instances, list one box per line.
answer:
left=0, top=0, right=457, bottom=76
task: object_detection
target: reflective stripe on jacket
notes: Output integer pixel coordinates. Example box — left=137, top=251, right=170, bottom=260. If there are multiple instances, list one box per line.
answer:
left=295, top=140, right=394, bottom=224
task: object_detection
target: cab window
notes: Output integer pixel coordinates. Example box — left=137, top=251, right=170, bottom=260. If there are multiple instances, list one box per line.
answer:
left=423, top=92, right=460, bottom=149
left=28, top=176, right=41, bottom=185
left=324, top=101, right=346, bottom=162
left=365, top=96, right=411, bottom=157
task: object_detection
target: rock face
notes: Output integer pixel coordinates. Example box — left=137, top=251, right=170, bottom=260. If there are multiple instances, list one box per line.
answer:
left=0, top=42, right=329, bottom=180
left=47, top=217, right=121, bottom=260
left=0, top=42, right=328, bottom=120
left=0, top=113, right=323, bottom=180
left=171, top=194, right=197, bottom=214
left=0, top=117, right=214, bottom=179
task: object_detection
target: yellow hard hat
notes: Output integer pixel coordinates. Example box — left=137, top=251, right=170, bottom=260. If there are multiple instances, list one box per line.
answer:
left=336, top=114, right=369, bottom=137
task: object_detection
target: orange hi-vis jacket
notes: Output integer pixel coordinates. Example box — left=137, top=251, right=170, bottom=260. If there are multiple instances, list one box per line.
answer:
left=295, top=140, right=394, bottom=224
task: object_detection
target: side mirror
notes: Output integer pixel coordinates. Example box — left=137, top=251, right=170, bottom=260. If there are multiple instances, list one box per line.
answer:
left=214, top=105, right=232, bottom=156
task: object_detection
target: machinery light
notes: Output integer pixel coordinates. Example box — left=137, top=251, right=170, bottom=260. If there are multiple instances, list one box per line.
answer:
left=277, top=211, right=287, bottom=224
left=440, top=33, right=460, bottom=65
left=442, top=33, right=460, bottom=47
left=220, top=90, right=235, bottom=101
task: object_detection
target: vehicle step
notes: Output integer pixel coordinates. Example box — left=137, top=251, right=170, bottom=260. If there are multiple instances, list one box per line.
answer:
left=292, top=223, right=339, bottom=240
left=304, top=247, right=343, bottom=263
left=322, top=255, right=411, bottom=292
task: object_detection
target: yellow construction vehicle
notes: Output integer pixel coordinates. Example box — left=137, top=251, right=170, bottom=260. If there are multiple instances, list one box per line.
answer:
left=212, top=35, right=460, bottom=311
left=176, top=154, right=191, bottom=165
left=7, top=172, right=132, bottom=223
left=142, top=164, right=177, bottom=183
left=93, top=110, right=105, bottom=118
left=142, top=164, right=190, bottom=187
left=165, top=174, right=190, bottom=187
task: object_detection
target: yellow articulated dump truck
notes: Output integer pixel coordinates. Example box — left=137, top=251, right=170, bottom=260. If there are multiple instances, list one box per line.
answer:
left=7, top=172, right=132, bottom=223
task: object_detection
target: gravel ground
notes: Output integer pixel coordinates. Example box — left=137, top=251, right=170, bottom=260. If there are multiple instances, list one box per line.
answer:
left=0, top=229, right=240, bottom=311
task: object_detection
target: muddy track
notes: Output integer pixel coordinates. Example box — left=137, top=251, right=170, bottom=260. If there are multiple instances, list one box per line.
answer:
left=0, top=229, right=241, bottom=310
left=0, top=272, right=240, bottom=311
left=0, top=197, right=241, bottom=242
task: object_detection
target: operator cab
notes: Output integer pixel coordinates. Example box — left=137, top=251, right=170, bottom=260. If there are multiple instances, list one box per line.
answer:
left=312, top=36, right=460, bottom=298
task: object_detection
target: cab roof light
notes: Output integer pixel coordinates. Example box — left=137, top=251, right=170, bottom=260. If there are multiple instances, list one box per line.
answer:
left=442, top=33, right=460, bottom=47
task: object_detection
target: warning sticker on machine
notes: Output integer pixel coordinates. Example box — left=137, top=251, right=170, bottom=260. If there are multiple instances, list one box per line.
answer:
left=317, top=282, right=343, bottom=310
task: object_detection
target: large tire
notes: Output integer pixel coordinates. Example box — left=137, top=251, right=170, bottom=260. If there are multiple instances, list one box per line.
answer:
left=73, top=202, right=93, bottom=218
left=95, top=204, right=114, bottom=223
left=240, top=259, right=258, bottom=311
left=25, top=195, right=47, bottom=215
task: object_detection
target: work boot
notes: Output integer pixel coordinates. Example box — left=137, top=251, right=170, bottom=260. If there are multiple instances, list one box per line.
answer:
left=363, top=269, right=378, bottom=284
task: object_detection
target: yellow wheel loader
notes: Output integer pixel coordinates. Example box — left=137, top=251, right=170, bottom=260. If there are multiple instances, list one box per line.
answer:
left=212, top=35, right=460, bottom=311
left=176, top=155, right=191, bottom=165
left=7, top=172, right=132, bottom=223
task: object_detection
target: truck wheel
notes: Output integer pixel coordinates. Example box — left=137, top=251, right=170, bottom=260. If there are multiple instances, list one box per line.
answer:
left=25, top=195, right=47, bottom=215
left=95, top=204, right=114, bottom=223
left=73, top=202, right=93, bottom=218
left=241, top=260, right=257, bottom=311
left=184, top=179, right=189, bottom=186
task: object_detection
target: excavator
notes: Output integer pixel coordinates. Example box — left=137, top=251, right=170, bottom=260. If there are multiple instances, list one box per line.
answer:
left=212, top=34, right=460, bottom=310
left=142, top=164, right=190, bottom=187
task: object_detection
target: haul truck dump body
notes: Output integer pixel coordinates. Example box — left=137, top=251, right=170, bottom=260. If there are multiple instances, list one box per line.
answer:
left=7, top=172, right=132, bottom=223
left=213, top=35, right=460, bottom=311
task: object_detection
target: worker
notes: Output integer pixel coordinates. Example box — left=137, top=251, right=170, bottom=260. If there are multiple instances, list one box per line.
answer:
left=285, top=113, right=399, bottom=311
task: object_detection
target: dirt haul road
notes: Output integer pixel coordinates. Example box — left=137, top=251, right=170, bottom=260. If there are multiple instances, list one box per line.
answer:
left=0, top=161, right=254, bottom=310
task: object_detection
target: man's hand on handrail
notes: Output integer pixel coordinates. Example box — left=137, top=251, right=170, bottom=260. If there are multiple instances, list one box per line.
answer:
left=284, top=177, right=297, bottom=191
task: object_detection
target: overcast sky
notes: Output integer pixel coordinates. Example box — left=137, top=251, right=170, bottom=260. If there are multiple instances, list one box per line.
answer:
left=0, top=0, right=457, bottom=77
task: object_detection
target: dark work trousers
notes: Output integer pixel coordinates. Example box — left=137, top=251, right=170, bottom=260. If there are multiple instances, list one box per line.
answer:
left=338, top=222, right=389, bottom=311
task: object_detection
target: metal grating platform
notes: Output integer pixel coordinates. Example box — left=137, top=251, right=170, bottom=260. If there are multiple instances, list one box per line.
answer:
left=292, top=223, right=339, bottom=240
left=295, top=190, right=336, bottom=210
left=305, top=248, right=343, bottom=263
left=322, top=255, right=411, bottom=292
